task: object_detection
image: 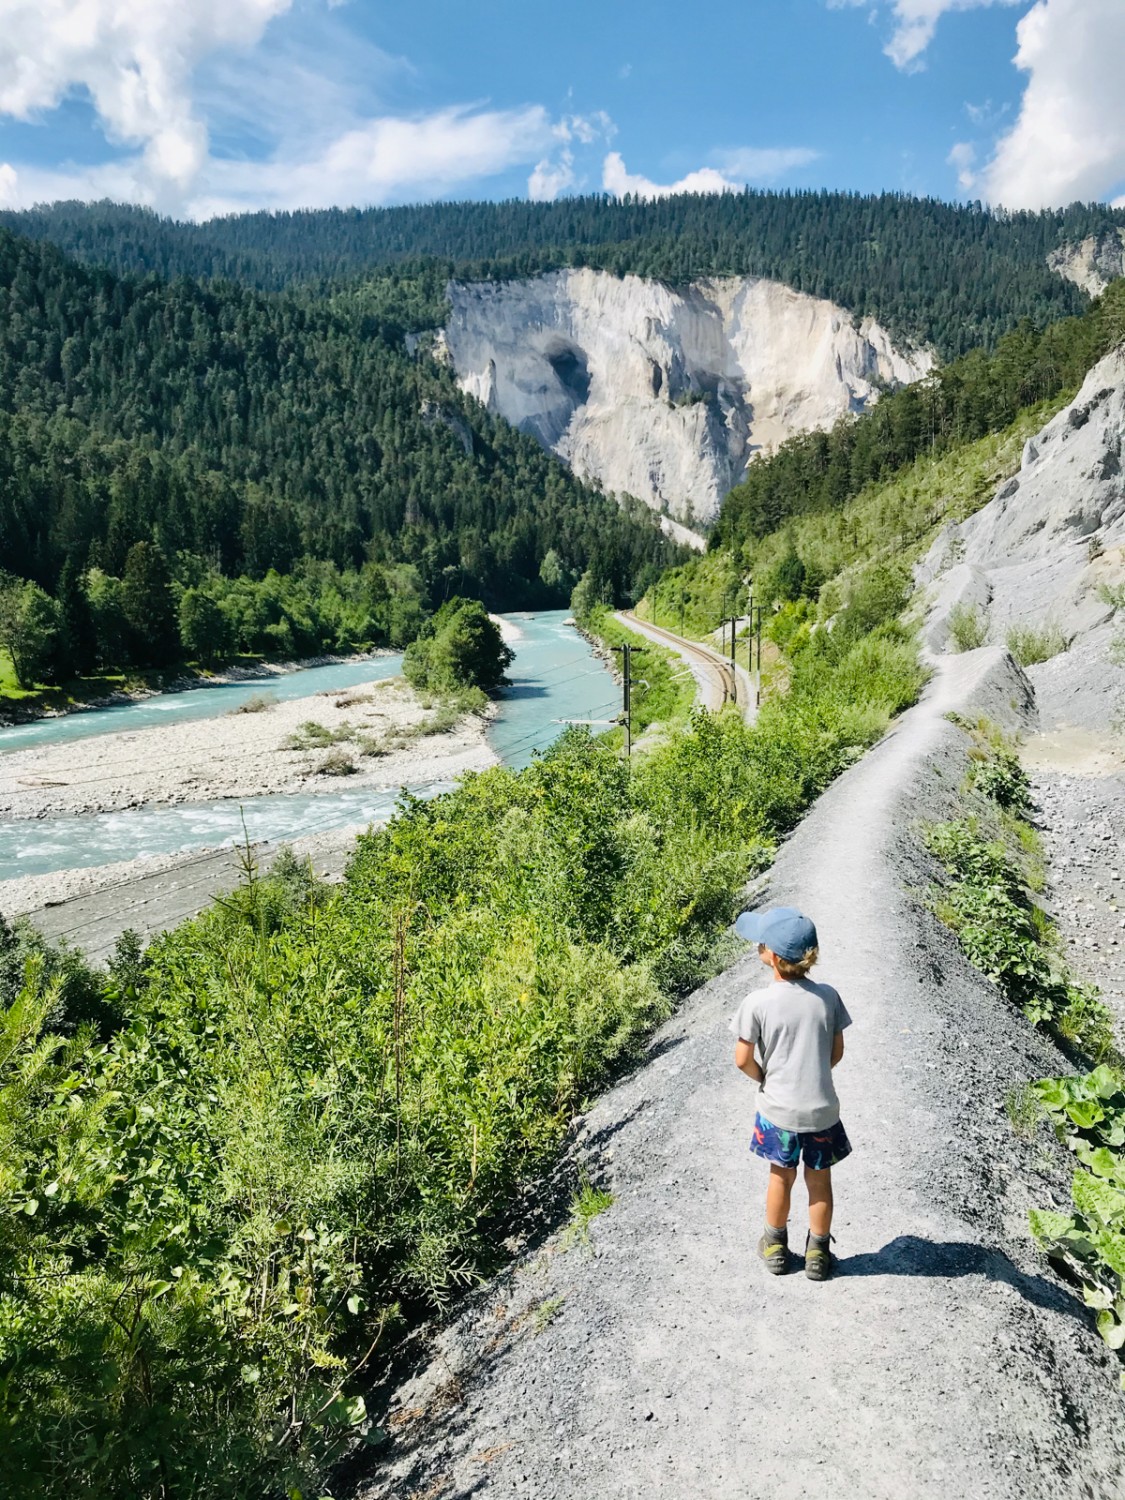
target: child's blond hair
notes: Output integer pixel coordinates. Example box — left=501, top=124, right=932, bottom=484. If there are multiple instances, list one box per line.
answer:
left=765, top=944, right=819, bottom=981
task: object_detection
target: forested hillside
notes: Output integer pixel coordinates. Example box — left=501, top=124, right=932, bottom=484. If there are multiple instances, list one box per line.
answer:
left=6, top=193, right=1125, bottom=356
left=0, top=229, right=677, bottom=621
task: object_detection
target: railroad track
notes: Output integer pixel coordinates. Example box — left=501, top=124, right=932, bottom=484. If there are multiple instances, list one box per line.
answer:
left=616, top=611, right=740, bottom=714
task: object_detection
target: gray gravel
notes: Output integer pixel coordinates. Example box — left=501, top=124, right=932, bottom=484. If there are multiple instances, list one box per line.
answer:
left=1031, top=770, right=1125, bottom=1041
left=353, top=647, right=1125, bottom=1500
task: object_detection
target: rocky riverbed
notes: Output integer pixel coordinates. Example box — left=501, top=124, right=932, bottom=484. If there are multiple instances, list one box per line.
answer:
left=0, top=673, right=496, bottom=823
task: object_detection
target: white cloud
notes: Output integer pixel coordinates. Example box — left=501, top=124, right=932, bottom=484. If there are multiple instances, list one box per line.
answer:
left=194, top=104, right=561, bottom=217
left=0, top=103, right=574, bottom=217
left=947, top=141, right=977, bottom=189
left=713, top=146, right=822, bottom=180
left=0, top=0, right=292, bottom=201
left=603, top=153, right=739, bottom=199
left=0, top=1, right=613, bottom=216
left=979, top=0, right=1125, bottom=207
left=529, top=150, right=576, bottom=203
left=603, top=145, right=819, bottom=201
left=829, top=0, right=1021, bottom=70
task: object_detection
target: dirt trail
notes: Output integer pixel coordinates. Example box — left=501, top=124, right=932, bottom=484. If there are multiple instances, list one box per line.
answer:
left=358, top=648, right=1125, bottom=1500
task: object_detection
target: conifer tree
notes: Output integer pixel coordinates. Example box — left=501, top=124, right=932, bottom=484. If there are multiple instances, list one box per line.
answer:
left=122, top=542, right=178, bottom=666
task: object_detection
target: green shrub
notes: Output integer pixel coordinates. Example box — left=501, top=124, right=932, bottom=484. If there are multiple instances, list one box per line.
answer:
left=1006, top=622, right=1068, bottom=666
left=970, top=745, right=1031, bottom=812
left=316, top=748, right=358, bottom=776
left=1028, top=1067, right=1125, bottom=1361
left=403, top=597, right=513, bottom=695
left=284, top=719, right=352, bottom=750
left=231, top=691, right=277, bottom=714
left=948, top=602, right=988, bottom=652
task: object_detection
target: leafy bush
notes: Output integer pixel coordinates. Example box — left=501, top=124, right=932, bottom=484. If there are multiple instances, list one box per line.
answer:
left=403, top=598, right=513, bottom=695
left=1028, top=1067, right=1125, bottom=1360
left=926, top=726, right=1113, bottom=1054
left=316, top=748, right=358, bottom=776
left=1006, top=622, right=1068, bottom=666
left=970, top=744, right=1032, bottom=812
left=948, top=602, right=988, bottom=652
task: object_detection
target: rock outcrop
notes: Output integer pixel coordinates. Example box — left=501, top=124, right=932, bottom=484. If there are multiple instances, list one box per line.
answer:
left=443, top=269, right=932, bottom=525
left=1048, top=229, right=1125, bottom=298
left=918, top=344, right=1125, bottom=731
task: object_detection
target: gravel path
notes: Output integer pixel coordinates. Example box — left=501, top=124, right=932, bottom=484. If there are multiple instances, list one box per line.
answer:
left=355, top=648, right=1125, bottom=1500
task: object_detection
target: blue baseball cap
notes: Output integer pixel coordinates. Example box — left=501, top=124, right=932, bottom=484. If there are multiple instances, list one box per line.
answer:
left=734, top=906, right=818, bottom=960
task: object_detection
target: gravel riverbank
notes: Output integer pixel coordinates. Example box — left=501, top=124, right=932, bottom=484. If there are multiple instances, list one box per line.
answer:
left=0, top=672, right=496, bottom=823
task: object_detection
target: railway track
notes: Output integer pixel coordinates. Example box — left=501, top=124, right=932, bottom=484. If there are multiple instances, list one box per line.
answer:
left=616, top=611, right=744, bottom=716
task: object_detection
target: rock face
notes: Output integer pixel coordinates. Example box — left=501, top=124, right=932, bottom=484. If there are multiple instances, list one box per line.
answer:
left=1048, top=229, right=1125, bottom=297
left=918, top=344, right=1125, bottom=730
left=444, top=270, right=932, bottom=525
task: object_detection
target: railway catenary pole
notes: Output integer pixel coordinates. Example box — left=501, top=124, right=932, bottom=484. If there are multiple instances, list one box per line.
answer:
left=612, top=643, right=647, bottom=756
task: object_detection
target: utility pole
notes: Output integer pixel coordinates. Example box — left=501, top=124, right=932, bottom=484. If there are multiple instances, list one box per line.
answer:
left=612, top=643, right=647, bottom=756
left=751, top=601, right=764, bottom=706
left=679, top=588, right=686, bottom=637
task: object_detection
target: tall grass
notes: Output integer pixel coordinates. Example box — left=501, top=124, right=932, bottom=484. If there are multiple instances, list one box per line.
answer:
left=1006, top=622, right=1068, bottom=666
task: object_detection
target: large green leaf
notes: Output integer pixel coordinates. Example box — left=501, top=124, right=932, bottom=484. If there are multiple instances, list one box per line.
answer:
left=1028, top=1207, right=1075, bottom=1245
left=1075, top=1142, right=1125, bottom=1187
left=1073, top=1170, right=1125, bottom=1229
left=1096, top=1308, right=1125, bottom=1350
left=1091, top=1229, right=1125, bottom=1279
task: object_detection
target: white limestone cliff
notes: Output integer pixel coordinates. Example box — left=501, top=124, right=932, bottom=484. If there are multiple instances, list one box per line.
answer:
left=1048, top=229, right=1125, bottom=298
left=443, top=269, right=932, bottom=526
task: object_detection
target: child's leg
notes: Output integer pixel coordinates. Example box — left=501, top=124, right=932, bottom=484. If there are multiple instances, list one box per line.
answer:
left=765, top=1164, right=797, bottom=1230
left=804, top=1165, right=833, bottom=1237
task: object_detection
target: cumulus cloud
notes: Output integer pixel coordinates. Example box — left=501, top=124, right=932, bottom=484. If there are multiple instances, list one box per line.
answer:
left=979, top=0, right=1125, bottom=207
left=603, top=145, right=819, bottom=200
left=0, top=2, right=612, bottom=215
left=527, top=113, right=615, bottom=202
left=829, top=0, right=1021, bottom=70
left=528, top=151, right=576, bottom=202
left=195, top=105, right=562, bottom=217
left=0, top=0, right=291, bottom=200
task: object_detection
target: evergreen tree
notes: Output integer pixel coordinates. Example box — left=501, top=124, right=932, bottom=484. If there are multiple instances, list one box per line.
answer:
left=56, top=558, right=97, bottom=677
left=122, top=543, right=178, bottom=666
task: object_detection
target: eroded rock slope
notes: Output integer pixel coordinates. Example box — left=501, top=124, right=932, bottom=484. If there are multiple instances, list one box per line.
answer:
left=918, top=344, right=1125, bottom=735
left=444, top=269, right=931, bottom=525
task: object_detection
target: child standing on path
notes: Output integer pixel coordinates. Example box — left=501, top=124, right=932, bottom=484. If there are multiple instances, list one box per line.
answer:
left=729, top=906, right=852, bottom=1281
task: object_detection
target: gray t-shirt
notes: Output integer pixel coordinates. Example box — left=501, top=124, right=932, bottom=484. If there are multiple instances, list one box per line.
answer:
left=728, top=977, right=852, bottom=1132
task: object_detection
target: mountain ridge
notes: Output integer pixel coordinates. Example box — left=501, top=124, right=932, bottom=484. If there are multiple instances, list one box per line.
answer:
left=5, top=192, right=1124, bottom=356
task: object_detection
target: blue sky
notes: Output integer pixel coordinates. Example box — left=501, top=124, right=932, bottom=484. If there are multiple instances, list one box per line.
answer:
left=0, top=0, right=1122, bottom=219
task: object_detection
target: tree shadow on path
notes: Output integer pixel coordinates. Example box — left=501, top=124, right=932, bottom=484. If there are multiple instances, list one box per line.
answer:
left=839, top=1234, right=1087, bottom=1326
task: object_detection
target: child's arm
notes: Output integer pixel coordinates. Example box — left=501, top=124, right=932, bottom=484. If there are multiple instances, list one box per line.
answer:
left=735, top=1038, right=765, bottom=1084
left=830, top=1031, right=845, bottom=1068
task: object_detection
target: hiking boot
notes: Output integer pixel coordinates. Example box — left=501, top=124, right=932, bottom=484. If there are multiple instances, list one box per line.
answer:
left=804, top=1233, right=835, bottom=1281
left=757, top=1230, right=789, bottom=1275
